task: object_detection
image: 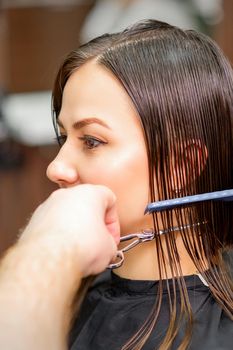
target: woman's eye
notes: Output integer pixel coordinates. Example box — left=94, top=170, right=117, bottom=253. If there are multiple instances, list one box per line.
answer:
left=79, top=135, right=106, bottom=150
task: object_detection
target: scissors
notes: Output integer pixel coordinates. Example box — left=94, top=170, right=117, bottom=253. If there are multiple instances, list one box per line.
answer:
left=108, top=229, right=155, bottom=269
left=108, top=189, right=233, bottom=269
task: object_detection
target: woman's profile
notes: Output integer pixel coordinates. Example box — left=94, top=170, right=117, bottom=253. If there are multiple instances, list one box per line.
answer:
left=47, top=19, right=233, bottom=349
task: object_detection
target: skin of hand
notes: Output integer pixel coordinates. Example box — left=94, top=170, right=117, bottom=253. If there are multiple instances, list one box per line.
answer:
left=0, top=184, right=120, bottom=350
left=20, top=184, right=120, bottom=277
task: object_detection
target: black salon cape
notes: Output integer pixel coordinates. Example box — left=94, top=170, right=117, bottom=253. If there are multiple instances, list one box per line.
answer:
left=69, top=271, right=233, bottom=350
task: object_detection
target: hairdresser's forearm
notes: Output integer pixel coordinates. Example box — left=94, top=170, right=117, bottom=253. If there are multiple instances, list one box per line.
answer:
left=0, top=236, right=81, bottom=350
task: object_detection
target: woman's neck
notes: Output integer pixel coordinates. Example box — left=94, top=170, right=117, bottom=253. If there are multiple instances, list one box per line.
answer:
left=114, top=235, right=199, bottom=280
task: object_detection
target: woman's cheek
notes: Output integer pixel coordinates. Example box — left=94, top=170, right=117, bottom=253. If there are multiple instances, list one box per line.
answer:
left=115, top=185, right=151, bottom=234
left=99, top=150, right=150, bottom=233
left=80, top=146, right=150, bottom=232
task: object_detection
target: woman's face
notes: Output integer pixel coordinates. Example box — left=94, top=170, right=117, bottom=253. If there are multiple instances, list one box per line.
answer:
left=47, top=62, right=153, bottom=234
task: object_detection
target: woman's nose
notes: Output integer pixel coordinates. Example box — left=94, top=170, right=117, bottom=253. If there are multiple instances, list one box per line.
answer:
left=46, top=155, right=80, bottom=187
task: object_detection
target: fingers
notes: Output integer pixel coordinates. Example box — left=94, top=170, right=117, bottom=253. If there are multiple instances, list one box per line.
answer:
left=20, top=184, right=121, bottom=277
left=95, top=185, right=120, bottom=245
left=76, top=185, right=120, bottom=276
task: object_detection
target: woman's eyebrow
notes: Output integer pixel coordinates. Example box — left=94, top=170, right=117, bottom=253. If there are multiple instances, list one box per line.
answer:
left=57, top=117, right=111, bottom=130
left=73, top=117, right=111, bottom=130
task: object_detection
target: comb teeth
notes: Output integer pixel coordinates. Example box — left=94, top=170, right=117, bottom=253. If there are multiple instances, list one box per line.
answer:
left=144, top=189, right=233, bottom=214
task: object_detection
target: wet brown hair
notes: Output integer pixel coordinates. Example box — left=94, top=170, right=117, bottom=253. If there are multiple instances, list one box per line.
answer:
left=52, top=20, right=233, bottom=349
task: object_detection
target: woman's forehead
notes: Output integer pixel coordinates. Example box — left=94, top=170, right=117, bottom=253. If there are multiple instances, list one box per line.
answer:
left=59, top=62, right=142, bottom=132
left=62, top=61, right=131, bottom=107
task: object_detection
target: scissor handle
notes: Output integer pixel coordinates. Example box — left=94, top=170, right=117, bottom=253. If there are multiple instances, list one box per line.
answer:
left=108, top=251, right=124, bottom=269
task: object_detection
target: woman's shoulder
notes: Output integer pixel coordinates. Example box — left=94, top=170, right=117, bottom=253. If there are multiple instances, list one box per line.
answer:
left=69, top=271, right=233, bottom=350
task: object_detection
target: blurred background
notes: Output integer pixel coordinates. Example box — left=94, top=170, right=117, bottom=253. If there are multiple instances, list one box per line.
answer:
left=0, top=0, right=232, bottom=256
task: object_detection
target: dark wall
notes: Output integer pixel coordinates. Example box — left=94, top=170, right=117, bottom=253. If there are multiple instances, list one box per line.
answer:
left=2, top=4, right=94, bottom=92
left=0, top=145, right=57, bottom=255
left=215, top=0, right=233, bottom=64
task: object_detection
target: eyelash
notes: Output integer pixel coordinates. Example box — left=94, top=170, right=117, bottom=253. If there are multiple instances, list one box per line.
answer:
left=79, top=135, right=107, bottom=150
left=55, top=134, right=107, bottom=150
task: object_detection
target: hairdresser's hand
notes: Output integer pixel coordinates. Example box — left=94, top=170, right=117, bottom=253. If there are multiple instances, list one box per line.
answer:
left=0, top=185, right=119, bottom=350
left=20, top=185, right=120, bottom=277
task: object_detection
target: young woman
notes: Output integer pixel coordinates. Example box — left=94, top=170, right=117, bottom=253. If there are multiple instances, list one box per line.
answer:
left=47, top=20, right=233, bottom=349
